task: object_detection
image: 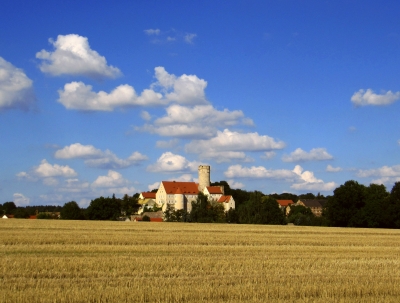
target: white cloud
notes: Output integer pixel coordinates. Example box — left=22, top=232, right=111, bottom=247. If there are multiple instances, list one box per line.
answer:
left=186, top=129, right=285, bottom=162
left=13, top=193, right=30, bottom=206
left=227, top=179, right=245, bottom=189
left=261, top=151, right=276, bottom=160
left=147, top=152, right=199, bottom=173
left=326, top=164, right=342, bottom=172
left=55, top=143, right=148, bottom=169
left=224, top=165, right=295, bottom=180
left=224, top=164, right=336, bottom=192
left=36, top=34, right=121, bottom=79
left=0, top=57, right=35, bottom=110
left=291, top=165, right=337, bottom=191
left=398, top=140, right=400, bottom=146
left=141, top=111, right=152, bottom=121
left=55, top=143, right=103, bottom=159
left=357, top=165, right=400, bottom=185
left=184, top=33, right=197, bottom=44
left=282, top=148, right=333, bottom=162
left=351, top=89, right=400, bottom=106
left=154, top=67, right=207, bottom=105
left=148, top=182, right=160, bottom=191
left=144, top=29, right=160, bottom=35
left=91, top=170, right=136, bottom=196
left=34, top=159, right=77, bottom=178
left=92, top=170, right=128, bottom=188
left=58, top=82, right=164, bottom=111
left=139, top=104, right=253, bottom=139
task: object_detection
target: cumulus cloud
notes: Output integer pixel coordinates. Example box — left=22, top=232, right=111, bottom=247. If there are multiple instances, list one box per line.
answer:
left=34, top=159, right=77, bottom=178
left=224, top=164, right=336, bottom=192
left=91, top=170, right=136, bottom=196
left=357, top=165, right=400, bottom=185
left=144, top=29, right=160, bottom=35
left=36, top=34, right=121, bottom=79
left=326, top=164, right=342, bottom=172
left=55, top=143, right=148, bottom=169
left=184, top=33, right=197, bottom=44
left=153, top=67, right=207, bottom=105
left=138, top=104, right=253, bottom=139
left=227, top=179, right=245, bottom=189
left=58, top=82, right=164, bottom=111
left=0, top=57, right=35, bottom=110
left=148, top=182, right=160, bottom=191
left=282, top=148, right=333, bottom=162
left=141, top=111, right=152, bottom=121
left=13, top=193, right=30, bottom=206
left=261, top=151, right=276, bottom=160
left=185, top=129, right=285, bottom=162
left=291, top=165, right=337, bottom=191
left=147, top=152, right=199, bottom=173
left=351, top=89, right=400, bottom=106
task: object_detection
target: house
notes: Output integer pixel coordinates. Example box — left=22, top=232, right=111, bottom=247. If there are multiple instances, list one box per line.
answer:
left=131, top=211, right=164, bottom=222
left=138, top=192, right=157, bottom=214
left=217, top=195, right=235, bottom=212
left=276, top=200, right=294, bottom=216
left=296, top=199, right=326, bottom=217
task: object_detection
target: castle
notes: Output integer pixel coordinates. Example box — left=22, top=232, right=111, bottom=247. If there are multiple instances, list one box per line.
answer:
left=140, top=165, right=235, bottom=213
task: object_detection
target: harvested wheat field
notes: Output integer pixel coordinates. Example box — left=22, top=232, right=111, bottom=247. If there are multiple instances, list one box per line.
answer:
left=1, top=220, right=400, bottom=303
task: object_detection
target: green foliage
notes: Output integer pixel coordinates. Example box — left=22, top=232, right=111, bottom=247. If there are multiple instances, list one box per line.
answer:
left=142, top=215, right=150, bottom=221
left=163, top=204, right=190, bottom=222
left=13, top=208, right=30, bottom=218
left=37, top=213, right=56, bottom=219
left=61, top=201, right=84, bottom=220
left=120, top=194, right=140, bottom=216
left=190, top=192, right=226, bottom=223
left=3, top=201, right=16, bottom=215
left=86, top=196, right=121, bottom=220
left=237, top=193, right=286, bottom=225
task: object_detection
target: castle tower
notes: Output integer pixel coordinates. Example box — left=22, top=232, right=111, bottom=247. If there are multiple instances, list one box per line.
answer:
left=198, top=165, right=210, bottom=192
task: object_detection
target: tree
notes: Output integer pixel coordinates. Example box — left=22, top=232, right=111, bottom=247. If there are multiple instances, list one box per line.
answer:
left=86, top=196, right=121, bottom=220
left=13, top=208, right=29, bottom=218
left=3, top=201, right=16, bottom=215
left=325, top=180, right=367, bottom=227
left=191, top=192, right=226, bottom=223
left=388, top=182, right=400, bottom=228
left=61, top=201, right=83, bottom=220
left=238, top=193, right=285, bottom=225
left=360, top=184, right=390, bottom=228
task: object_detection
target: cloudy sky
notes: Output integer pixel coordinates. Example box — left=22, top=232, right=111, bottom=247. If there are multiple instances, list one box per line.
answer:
left=1, top=0, right=400, bottom=207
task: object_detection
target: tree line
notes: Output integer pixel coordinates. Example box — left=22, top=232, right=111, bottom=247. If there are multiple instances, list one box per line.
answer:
left=2, top=180, right=400, bottom=229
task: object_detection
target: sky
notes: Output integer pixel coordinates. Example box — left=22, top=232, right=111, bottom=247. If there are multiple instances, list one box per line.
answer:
left=1, top=0, right=400, bottom=207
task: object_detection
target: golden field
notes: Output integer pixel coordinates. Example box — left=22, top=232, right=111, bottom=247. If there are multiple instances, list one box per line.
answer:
left=1, top=220, right=400, bottom=303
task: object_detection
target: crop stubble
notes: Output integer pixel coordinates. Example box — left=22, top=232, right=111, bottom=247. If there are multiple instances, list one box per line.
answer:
left=1, top=220, right=400, bottom=302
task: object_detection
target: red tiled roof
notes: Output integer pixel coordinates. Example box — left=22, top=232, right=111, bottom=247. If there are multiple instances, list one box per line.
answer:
left=162, top=181, right=199, bottom=194
left=29, top=215, right=37, bottom=219
left=141, top=192, right=156, bottom=199
left=135, top=217, right=163, bottom=222
left=277, top=200, right=293, bottom=207
left=206, top=186, right=223, bottom=194
left=218, top=195, right=231, bottom=203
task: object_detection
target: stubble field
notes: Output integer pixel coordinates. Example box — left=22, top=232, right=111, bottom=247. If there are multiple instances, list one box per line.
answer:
left=1, top=220, right=400, bottom=303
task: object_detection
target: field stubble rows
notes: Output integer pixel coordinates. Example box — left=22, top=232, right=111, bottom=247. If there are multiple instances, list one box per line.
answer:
left=1, top=220, right=400, bottom=302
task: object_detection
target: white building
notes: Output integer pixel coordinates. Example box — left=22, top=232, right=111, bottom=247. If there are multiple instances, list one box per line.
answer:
left=156, top=165, right=235, bottom=212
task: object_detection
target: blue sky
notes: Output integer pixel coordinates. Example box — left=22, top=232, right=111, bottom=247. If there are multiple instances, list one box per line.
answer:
left=1, top=0, right=400, bottom=207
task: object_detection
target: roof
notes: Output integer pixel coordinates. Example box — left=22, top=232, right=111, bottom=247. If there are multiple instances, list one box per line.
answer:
left=277, top=200, right=294, bottom=207
left=206, top=186, right=223, bottom=194
left=134, top=217, right=163, bottom=222
left=141, top=192, right=156, bottom=199
left=218, top=195, right=232, bottom=203
left=298, top=199, right=326, bottom=208
left=162, top=181, right=199, bottom=194
left=29, top=215, right=37, bottom=219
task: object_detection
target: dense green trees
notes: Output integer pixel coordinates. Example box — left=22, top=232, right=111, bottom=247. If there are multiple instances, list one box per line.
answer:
left=86, top=196, right=121, bottom=220
left=237, top=192, right=286, bottom=225
left=61, top=201, right=83, bottom=220
left=190, top=192, right=226, bottom=223
left=2, top=201, right=16, bottom=215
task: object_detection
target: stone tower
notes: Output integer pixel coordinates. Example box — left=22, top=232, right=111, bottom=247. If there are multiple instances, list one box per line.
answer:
left=198, top=165, right=210, bottom=192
